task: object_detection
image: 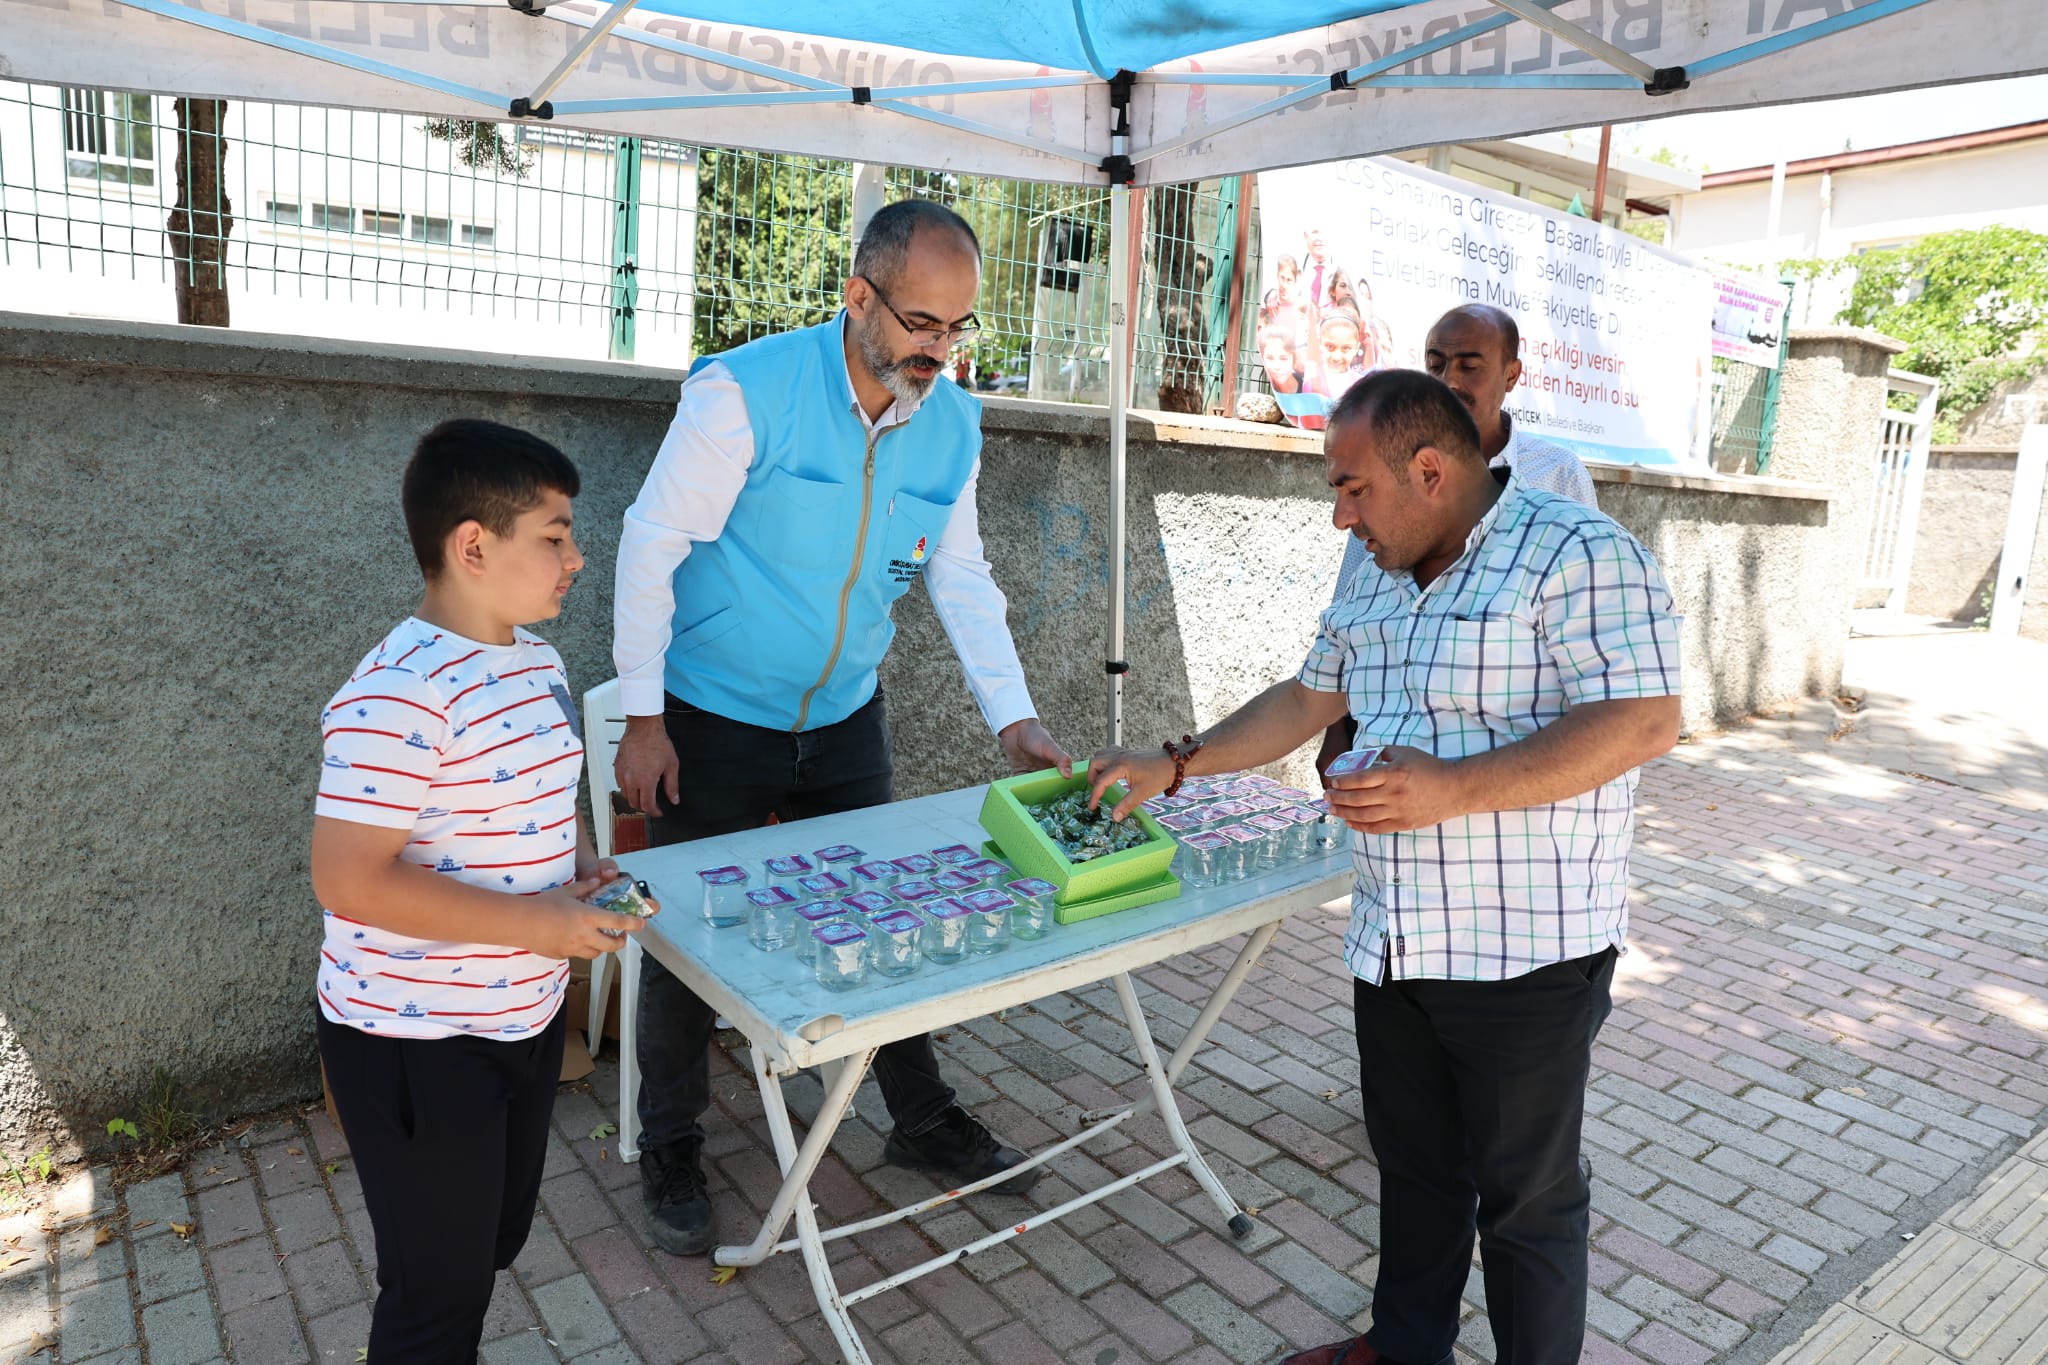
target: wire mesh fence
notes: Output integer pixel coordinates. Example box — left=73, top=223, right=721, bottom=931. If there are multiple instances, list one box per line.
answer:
left=1, top=78, right=1261, bottom=409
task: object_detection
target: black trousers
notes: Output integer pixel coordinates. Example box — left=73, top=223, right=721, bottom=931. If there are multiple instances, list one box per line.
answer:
left=1353, top=947, right=1617, bottom=1365
left=317, top=1009, right=566, bottom=1365
left=635, top=690, right=957, bottom=1155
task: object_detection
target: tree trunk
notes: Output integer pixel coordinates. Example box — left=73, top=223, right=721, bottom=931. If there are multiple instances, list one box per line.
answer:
left=1150, top=182, right=1209, bottom=414
left=168, top=98, right=232, bottom=327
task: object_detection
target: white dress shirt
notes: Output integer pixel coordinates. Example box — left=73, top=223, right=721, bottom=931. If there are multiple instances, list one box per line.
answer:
left=613, top=321, right=1038, bottom=736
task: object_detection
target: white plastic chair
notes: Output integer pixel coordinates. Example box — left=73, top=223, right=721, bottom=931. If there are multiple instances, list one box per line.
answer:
left=582, top=678, right=632, bottom=1061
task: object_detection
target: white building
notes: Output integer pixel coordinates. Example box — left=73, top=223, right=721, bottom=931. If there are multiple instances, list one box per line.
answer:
left=1663, top=119, right=2048, bottom=324
left=0, top=82, right=700, bottom=366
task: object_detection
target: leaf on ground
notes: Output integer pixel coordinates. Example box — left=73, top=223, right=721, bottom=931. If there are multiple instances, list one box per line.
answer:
left=285, top=1148, right=303, bottom=1157
left=709, top=1265, right=737, bottom=1286
left=324, top=1164, right=340, bottom=1178
left=1320, top=1089, right=1339, bottom=1100
left=201, top=1166, right=221, bottom=1177
left=589, top=1123, right=617, bottom=1142
left=598, top=1148, right=608, bottom=1162
left=355, top=1349, right=370, bottom=1362
left=93, top=1225, right=113, bottom=1247
left=170, top=1222, right=195, bottom=1240
left=0, top=1251, right=31, bottom=1270
left=130, top=1221, right=155, bottom=1232
left=22, top=1327, right=55, bottom=1357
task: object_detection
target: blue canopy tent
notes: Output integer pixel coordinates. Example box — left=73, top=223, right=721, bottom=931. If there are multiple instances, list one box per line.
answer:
left=8, top=0, right=2045, bottom=739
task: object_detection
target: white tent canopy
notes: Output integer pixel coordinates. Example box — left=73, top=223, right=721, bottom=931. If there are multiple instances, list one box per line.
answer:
left=8, top=0, right=2045, bottom=737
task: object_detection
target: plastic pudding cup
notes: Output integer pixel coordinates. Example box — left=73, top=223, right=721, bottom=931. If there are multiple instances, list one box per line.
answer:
left=920, top=899, right=974, bottom=964
left=1004, top=878, right=1057, bottom=940
left=962, top=889, right=1013, bottom=955
left=868, top=910, right=924, bottom=978
left=812, top=921, right=869, bottom=992
left=697, top=866, right=751, bottom=927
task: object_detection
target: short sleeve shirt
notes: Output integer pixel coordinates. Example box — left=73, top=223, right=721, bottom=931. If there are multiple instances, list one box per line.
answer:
left=314, top=618, right=583, bottom=1040
left=1303, top=480, right=1682, bottom=984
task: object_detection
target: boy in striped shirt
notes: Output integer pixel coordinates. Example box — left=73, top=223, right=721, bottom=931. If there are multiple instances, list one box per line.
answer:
left=312, top=420, right=652, bottom=1363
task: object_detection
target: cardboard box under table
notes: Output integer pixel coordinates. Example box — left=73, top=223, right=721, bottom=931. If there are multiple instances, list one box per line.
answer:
left=610, top=780, right=1350, bottom=1365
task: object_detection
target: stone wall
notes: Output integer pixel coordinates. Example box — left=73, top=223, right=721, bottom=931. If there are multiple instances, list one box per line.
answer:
left=0, top=313, right=1875, bottom=1158
left=1905, top=444, right=2048, bottom=641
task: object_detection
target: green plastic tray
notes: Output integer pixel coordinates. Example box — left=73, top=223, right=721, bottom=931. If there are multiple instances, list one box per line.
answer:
left=977, top=764, right=1178, bottom=907
left=981, top=841, right=1182, bottom=924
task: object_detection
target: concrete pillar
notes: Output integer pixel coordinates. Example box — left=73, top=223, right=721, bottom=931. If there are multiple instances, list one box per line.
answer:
left=1768, top=326, right=1907, bottom=690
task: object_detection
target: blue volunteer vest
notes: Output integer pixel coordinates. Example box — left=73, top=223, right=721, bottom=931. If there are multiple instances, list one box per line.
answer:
left=663, top=315, right=983, bottom=732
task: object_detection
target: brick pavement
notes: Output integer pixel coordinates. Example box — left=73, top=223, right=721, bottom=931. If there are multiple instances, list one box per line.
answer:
left=2, top=630, right=2043, bottom=1365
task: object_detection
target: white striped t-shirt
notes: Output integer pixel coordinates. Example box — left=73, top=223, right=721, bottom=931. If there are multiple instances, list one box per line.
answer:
left=314, top=618, right=584, bottom=1040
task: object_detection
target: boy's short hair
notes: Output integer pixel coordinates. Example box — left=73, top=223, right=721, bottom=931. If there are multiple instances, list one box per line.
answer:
left=1328, top=369, right=1483, bottom=478
left=402, top=420, right=580, bottom=577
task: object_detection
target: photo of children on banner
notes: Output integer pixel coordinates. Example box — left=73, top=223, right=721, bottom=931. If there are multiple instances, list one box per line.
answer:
left=1257, top=226, right=1391, bottom=430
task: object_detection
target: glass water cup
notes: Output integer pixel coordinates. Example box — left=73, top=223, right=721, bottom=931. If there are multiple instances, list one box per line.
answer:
left=849, top=860, right=900, bottom=891
left=763, top=854, right=814, bottom=897
left=1004, top=878, right=1057, bottom=940
left=890, top=854, right=939, bottom=879
left=841, top=890, right=896, bottom=923
left=1176, top=831, right=1228, bottom=888
left=961, top=858, right=1012, bottom=886
left=868, top=910, right=924, bottom=978
left=697, top=865, right=751, bottom=927
left=1214, top=824, right=1258, bottom=881
left=812, top=921, right=869, bottom=992
left=745, top=886, right=798, bottom=951
left=920, top=898, right=974, bottom=964
left=931, top=869, right=979, bottom=894
left=1310, top=814, right=1345, bottom=854
left=930, top=843, right=980, bottom=867
left=793, top=900, right=848, bottom=964
left=962, top=890, right=1013, bottom=955
left=1246, top=813, right=1294, bottom=868
left=798, top=871, right=852, bottom=898
left=813, top=843, right=865, bottom=867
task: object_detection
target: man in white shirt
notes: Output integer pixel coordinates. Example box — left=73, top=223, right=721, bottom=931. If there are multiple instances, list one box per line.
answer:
left=1319, top=303, right=1598, bottom=775
left=611, top=199, right=1072, bottom=1257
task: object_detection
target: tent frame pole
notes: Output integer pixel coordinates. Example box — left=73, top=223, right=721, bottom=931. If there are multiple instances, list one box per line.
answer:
left=1104, top=71, right=1136, bottom=746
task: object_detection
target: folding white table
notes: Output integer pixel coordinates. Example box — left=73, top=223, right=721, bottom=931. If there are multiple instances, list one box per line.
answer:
left=611, top=783, right=1350, bottom=1364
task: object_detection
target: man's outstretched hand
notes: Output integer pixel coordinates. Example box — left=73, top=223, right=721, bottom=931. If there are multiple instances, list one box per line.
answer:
left=999, top=717, right=1073, bottom=777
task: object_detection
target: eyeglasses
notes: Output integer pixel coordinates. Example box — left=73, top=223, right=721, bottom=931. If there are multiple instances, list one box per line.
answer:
left=860, top=276, right=981, bottom=349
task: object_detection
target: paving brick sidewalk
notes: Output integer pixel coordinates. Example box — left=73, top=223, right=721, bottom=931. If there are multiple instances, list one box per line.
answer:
left=3, top=629, right=2044, bottom=1365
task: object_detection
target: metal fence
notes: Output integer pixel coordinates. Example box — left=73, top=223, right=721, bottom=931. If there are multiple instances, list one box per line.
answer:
left=0, top=79, right=1259, bottom=409
left=1706, top=276, right=1794, bottom=475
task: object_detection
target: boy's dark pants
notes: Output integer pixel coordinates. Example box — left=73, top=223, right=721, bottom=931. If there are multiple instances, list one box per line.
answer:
left=317, top=1010, right=566, bottom=1364
left=1353, top=946, right=1616, bottom=1365
left=636, top=691, right=957, bottom=1154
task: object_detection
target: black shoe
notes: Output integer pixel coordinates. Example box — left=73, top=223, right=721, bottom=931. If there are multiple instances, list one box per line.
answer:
left=883, top=1105, right=1040, bottom=1196
left=641, top=1140, right=714, bottom=1256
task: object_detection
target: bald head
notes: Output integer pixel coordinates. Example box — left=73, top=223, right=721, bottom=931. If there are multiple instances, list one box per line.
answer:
left=1434, top=304, right=1519, bottom=363
left=1423, top=304, right=1524, bottom=454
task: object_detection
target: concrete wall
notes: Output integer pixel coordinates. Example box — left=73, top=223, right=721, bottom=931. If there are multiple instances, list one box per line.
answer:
left=0, top=313, right=1869, bottom=1160
left=1906, top=444, right=2048, bottom=641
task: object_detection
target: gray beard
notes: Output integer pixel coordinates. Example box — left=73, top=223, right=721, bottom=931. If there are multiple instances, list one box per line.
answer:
left=857, top=317, right=937, bottom=405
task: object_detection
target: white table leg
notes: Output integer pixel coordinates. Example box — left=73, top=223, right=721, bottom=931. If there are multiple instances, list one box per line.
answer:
left=716, top=1044, right=875, bottom=1268
left=1084, top=921, right=1282, bottom=1127
left=1111, top=971, right=1254, bottom=1240
left=726, top=1045, right=877, bottom=1363
left=617, top=936, right=642, bottom=1163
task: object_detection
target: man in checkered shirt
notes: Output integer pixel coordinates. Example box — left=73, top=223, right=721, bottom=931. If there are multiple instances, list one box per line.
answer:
left=1089, top=369, right=1681, bottom=1365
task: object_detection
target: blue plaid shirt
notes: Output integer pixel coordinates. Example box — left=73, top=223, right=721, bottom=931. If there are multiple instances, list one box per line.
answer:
left=1302, top=478, right=1682, bottom=984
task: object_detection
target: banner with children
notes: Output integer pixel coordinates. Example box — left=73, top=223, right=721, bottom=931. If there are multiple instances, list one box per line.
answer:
left=1253, top=157, right=1713, bottom=472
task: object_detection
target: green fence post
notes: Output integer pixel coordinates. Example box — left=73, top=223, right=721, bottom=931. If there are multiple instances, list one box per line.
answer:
left=1753, top=271, right=1797, bottom=474
left=610, top=136, right=642, bottom=361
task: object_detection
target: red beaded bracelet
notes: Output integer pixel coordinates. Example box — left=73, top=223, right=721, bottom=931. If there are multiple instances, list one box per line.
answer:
left=1162, top=733, right=1203, bottom=797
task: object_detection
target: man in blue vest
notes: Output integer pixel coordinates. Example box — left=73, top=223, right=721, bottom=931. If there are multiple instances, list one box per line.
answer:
left=611, top=199, right=1072, bottom=1258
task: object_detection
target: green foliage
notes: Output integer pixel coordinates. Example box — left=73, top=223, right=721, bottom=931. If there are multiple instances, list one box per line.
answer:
left=420, top=119, right=533, bottom=178
left=106, top=1118, right=140, bottom=1141
left=691, top=151, right=853, bottom=357
left=2, top=1147, right=57, bottom=1195
left=138, top=1069, right=198, bottom=1149
left=1788, top=227, right=2048, bottom=441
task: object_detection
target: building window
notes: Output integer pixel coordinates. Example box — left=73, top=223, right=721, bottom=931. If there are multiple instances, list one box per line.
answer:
left=462, top=223, right=496, bottom=248
left=409, top=214, right=451, bottom=244
left=306, top=203, right=352, bottom=231
left=362, top=210, right=403, bottom=236
left=264, top=200, right=301, bottom=225
left=62, top=88, right=156, bottom=188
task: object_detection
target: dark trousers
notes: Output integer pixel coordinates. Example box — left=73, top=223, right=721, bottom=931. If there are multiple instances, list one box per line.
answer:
left=636, top=690, right=957, bottom=1154
left=1353, top=947, right=1616, bottom=1365
left=316, top=1010, right=566, bottom=1365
